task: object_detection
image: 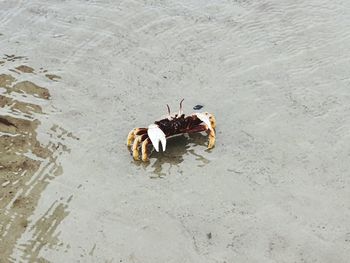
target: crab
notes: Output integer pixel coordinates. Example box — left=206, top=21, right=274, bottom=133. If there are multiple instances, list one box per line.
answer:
left=126, top=99, right=216, bottom=161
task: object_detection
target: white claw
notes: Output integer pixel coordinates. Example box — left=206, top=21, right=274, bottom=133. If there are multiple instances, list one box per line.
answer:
left=148, top=124, right=167, bottom=152
left=195, top=112, right=212, bottom=130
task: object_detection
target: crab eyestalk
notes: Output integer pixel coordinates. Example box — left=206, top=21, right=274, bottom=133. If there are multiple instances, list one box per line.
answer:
left=166, top=104, right=171, bottom=120
left=178, top=98, right=184, bottom=116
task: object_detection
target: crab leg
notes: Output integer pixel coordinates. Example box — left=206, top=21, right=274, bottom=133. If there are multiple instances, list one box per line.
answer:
left=207, top=128, right=215, bottom=149
left=141, top=138, right=151, bottom=162
left=209, top=114, right=216, bottom=129
left=132, top=134, right=148, bottom=160
left=186, top=124, right=216, bottom=149
left=127, top=128, right=147, bottom=146
left=186, top=124, right=208, bottom=133
left=132, top=136, right=141, bottom=160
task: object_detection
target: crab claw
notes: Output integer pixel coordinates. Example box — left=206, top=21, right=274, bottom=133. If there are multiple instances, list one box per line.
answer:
left=147, top=124, right=166, bottom=152
left=195, top=112, right=213, bottom=130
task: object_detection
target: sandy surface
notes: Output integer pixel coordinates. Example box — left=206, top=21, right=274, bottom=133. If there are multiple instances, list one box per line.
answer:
left=1, top=0, right=350, bottom=262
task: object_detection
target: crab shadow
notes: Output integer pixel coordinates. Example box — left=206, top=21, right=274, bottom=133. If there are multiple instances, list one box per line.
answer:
left=134, top=133, right=211, bottom=177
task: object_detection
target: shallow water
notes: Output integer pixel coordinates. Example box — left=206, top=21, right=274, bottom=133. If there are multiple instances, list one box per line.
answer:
left=1, top=0, right=350, bottom=262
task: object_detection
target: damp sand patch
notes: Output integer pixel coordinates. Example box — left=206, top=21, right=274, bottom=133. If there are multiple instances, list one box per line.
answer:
left=0, top=57, right=77, bottom=262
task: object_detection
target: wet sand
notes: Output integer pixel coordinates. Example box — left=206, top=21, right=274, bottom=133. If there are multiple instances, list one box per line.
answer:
left=1, top=0, right=350, bottom=262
